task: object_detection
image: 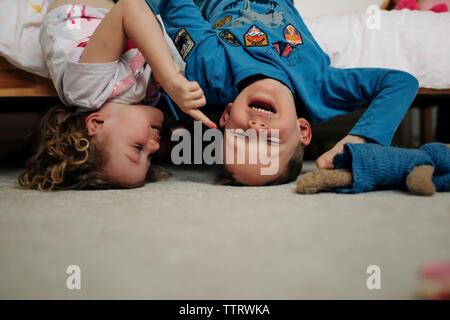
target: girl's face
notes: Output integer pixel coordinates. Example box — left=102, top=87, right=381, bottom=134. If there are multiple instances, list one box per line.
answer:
left=86, top=102, right=164, bottom=187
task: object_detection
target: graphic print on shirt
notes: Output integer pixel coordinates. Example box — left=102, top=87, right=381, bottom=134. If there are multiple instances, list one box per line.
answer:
left=272, top=41, right=294, bottom=57
left=66, top=4, right=92, bottom=26
left=223, top=0, right=285, bottom=28
left=244, top=25, right=268, bottom=47
left=77, top=36, right=92, bottom=48
left=283, top=24, right=303, bottom=46
left=265, top=39, right=302, bottom=67
left=174, top=28, right=195, bottom=60
left=219, top=30, right=241, bottom=47
left=214, top=15, right=233, bottom=29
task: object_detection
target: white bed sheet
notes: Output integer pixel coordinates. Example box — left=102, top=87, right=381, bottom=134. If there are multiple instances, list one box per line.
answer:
left=0, top=2, right=449, bottom=89
left=0, top=0, right=50, bottom=77
left=305, top=10, right=450, bottom=89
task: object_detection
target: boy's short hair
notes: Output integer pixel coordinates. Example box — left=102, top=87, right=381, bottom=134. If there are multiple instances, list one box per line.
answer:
left=218, top=144, right=305, bottom=186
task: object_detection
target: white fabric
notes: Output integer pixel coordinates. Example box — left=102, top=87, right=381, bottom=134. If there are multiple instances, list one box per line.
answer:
left=0, top=0, right=50, bottom=77
left=0, top=1, right=449, bottom=89
left=305, top=10, right=450, bottom=89
left=40, top=4, right=159, bottom=109
left=294, top=0, right=385, bottom=18
left=0, top=0, right=185, bottom=82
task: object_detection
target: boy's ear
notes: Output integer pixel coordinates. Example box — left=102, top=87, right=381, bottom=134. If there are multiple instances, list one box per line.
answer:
left=85, top=112, right=105, bottom=136
left=219, top=103, right=233, bottom=128
left=297, top=118, right=312, bottom=147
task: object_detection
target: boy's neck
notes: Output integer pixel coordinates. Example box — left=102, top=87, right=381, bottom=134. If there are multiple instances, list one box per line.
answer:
left=238, top=75, right=293, bottom=95
left=237, top=74, right=268, bottom=93
left=238, top=75, right=295, bottom=101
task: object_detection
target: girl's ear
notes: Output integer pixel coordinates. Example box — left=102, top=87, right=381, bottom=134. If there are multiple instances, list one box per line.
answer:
left=297, top=118, right=312, bottom=147
left=219, top=103, right=233, bottom=128
left=85, top=112, right=105, bottom=136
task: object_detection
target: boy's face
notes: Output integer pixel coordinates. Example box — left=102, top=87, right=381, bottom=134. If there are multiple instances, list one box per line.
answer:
left=220, top=78, right=311, bottom=185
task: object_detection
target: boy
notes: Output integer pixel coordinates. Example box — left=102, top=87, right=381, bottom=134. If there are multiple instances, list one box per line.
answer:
left=156, top=0, right=419, bottom=185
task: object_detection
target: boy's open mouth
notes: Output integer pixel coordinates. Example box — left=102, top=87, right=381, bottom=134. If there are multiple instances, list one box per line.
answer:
left=248, top=99, right=277, bottom=115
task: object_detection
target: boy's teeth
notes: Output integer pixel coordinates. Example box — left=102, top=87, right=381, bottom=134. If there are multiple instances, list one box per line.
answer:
left=251, top=106, right=273, bottom=114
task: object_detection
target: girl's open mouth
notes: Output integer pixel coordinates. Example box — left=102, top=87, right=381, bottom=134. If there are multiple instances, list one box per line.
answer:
left=151, top=125, right=162, bottom=141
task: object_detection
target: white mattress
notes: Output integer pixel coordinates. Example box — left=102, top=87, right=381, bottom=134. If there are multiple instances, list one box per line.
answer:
left=1, top=1, right=449, bottom=89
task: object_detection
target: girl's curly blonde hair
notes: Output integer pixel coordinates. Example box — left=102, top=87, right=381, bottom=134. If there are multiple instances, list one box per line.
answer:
left=18, top=105, right=110, bottom=191
left=18, top=105, right=169, bottom=191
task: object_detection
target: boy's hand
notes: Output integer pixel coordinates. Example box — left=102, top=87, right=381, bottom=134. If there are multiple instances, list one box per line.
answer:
left=316, top=135, right=366, bottom=169
left=164, top=74, right=216, bottom=129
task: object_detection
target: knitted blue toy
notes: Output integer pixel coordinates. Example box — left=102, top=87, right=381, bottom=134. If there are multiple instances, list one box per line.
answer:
left=296, top=143, right=450, bottom=195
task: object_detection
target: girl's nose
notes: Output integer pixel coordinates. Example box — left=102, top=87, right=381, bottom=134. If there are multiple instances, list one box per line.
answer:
left=147, top=139, right=160, bottom=153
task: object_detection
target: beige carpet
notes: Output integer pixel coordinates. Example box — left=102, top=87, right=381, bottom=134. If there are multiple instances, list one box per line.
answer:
left=1, top=163, right=449, bottom=299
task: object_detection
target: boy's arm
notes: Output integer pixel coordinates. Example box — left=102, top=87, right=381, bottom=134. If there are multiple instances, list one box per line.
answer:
left=316, top=68, right=419, bottom=169
left=157, top=0, right=215, bottom=47
left=157, top=0, right=232, bottom=106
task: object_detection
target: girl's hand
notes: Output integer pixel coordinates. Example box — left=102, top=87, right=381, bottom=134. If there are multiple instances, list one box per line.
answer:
left=316, top=135, right=366, bottom=169
left=164, top=74, right=216, bottom=129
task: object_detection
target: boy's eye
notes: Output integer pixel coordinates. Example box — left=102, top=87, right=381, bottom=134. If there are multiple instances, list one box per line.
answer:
left=267, top=137, right=280, bottom=145
left=231, top=130, right=246, bottom=138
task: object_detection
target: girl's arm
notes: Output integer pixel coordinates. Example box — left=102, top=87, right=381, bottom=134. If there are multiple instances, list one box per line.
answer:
left=79, top=0, right=216, bottom=128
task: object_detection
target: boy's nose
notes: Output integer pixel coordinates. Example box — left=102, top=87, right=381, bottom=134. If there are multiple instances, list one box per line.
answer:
left=248, top=120, right=267, bottom=129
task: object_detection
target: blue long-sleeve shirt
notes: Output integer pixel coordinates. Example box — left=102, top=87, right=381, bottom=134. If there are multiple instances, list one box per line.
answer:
left=156, top=0, right=419, bottom=145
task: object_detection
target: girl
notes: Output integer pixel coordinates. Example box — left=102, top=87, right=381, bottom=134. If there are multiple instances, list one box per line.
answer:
left=19, top=0, right=215, bottom=191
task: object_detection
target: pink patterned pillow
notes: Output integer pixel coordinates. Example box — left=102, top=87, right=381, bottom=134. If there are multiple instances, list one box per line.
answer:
left=395, top=0, right=449, bottom=12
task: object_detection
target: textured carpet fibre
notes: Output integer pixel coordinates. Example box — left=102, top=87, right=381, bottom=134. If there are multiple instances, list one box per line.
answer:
left=1, top=163, right=449, bottom=299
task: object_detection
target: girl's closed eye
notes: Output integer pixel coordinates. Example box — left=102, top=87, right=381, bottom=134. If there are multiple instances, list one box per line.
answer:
left=133, top=144, right=143, bottom=152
